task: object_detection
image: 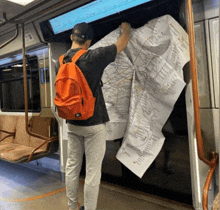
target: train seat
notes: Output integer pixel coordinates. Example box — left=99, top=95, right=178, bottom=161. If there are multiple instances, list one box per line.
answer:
left=0, top=115, right=58, bottom=163
left=213, top=192, right=220, bottom=210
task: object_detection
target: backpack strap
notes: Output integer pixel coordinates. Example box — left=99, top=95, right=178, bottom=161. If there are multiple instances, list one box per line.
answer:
left=59, top=54, right=65, bottom=66
left=71, top=49, right=87, bottom=63
left=70, top=49, right=103, bottom=90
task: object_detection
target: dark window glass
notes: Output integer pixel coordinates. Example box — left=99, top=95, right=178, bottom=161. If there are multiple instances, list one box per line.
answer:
left=0, top=57, right=40, bottom=112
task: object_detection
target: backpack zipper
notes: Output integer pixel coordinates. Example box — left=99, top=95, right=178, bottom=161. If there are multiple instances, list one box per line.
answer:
left=82, top=98, right=84, bottom=106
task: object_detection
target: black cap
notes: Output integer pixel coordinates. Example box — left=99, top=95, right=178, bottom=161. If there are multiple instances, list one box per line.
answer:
left=72, top=22, right=94, bottom=40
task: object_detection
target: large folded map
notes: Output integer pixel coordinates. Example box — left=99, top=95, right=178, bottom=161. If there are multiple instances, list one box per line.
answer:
left=90, top=15, right=190, bottom=178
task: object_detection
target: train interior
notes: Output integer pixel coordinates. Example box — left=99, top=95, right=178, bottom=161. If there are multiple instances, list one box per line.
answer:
left=0, top=0, right=219, bottom=209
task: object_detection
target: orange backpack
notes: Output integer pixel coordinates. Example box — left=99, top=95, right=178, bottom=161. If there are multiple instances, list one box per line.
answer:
left=54, top=49, right=96, bottom=120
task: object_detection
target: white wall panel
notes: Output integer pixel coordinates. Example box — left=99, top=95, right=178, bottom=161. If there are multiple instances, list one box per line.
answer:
left=209, top=18, right=219, bottom=108
left=203, top=0, right=219, bottom=19
left=194, top=21, right=213, bottom=108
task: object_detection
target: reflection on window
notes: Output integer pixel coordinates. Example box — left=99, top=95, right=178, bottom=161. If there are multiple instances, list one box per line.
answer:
left=40, top=68, right=49, bottom=84
left=0, top=57, right=40, bottom=112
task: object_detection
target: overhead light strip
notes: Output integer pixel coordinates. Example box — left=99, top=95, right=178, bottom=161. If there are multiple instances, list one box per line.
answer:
left=6, top=0, right=36, bottom=6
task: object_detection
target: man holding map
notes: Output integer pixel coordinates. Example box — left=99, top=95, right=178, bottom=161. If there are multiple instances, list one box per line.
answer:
left=61, top=22, right=130, bottom=210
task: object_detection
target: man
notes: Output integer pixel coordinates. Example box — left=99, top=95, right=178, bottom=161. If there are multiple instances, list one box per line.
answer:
left=64, top=22, right=130, bottom=210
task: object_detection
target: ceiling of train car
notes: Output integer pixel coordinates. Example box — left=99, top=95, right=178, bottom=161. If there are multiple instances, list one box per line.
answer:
left=0, top=0, right=82, bottom=34
left=0, top=0, right=41, bottom=18
left=0, top=0, right=49, bottom=22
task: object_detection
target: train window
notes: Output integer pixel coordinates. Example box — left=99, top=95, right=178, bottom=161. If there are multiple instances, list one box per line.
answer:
left=0, top=57, right=41, bottom=112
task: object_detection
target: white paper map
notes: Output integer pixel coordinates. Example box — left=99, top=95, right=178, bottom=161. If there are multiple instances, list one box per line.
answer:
left=90, top=15, right=190, bottom=178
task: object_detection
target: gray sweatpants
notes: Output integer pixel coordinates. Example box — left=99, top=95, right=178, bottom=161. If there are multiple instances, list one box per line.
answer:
left=65, top=123, right=106, bottom=210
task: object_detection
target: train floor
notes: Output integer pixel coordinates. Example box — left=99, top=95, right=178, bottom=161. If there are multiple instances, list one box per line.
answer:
left=0, top=161, right=194, bottom=210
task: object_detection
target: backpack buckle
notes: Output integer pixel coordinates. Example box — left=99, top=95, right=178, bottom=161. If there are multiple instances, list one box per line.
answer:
left=75, top=113, right=82, bottom=118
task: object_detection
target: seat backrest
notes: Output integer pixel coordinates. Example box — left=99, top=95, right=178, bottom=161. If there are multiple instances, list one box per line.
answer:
left=0, top=115, right=5, bottom=140
left=0, top=115, right=18, bottom=143
left=29, top=116, right=57, bottom=151
left=14, top=116, right=31, bottom=146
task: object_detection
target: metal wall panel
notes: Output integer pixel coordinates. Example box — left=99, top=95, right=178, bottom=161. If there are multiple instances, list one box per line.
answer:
left=192, top=0, right=206, bottom=22
left=209, top=17, right=219, bottom=108
left=192, top=0, right=219, bottom=22
left=48, top=42, right=70, bottom=174
left=194, top=21, right=213, bottom=108
left=200, top=109, right=219, bottom=155
left=0, top=23, right=41, bottom=58
left=185, top=81, right=216, bottom=210
left=203, top=0, right=219, bottom=20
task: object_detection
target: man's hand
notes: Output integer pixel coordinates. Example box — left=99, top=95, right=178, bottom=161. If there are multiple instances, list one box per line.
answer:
left=119, top=22, right=131, bottom=31
left=115, top=22, right=131, bottom=54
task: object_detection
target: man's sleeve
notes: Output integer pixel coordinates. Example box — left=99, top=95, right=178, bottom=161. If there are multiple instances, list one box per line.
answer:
left=89, top=44, right=117, bottom=73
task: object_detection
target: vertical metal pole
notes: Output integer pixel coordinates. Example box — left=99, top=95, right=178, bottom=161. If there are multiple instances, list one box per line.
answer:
left=186, top=0, right=206, bottom=163
left=22, top=23, right=29, bottom=131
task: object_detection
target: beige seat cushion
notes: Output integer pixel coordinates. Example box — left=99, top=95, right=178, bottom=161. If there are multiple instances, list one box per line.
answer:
left=0, top=143, right=45, bottom=162
left=0, top=142, right=16, bottom=154
left=213, top=193, right=219, bottom=210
